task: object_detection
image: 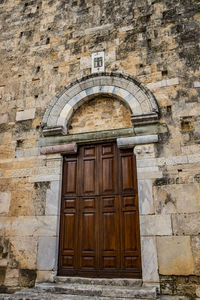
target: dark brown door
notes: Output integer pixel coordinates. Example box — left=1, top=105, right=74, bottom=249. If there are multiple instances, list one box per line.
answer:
left=58, top=142, right=142, bottom=278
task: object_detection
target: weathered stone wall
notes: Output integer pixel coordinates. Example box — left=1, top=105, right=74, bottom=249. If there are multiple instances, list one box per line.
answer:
left=0, top=0, right=200, bottom=297
left=68, top=96, right=132, bottom=134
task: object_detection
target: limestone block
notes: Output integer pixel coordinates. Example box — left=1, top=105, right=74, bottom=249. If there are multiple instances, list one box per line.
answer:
left=165, top=155, right=188, bottom=165
left=56, top=93, right=70, bottom=110
left=119, top=25, right=134, bottom=32
left=10, top=236, right=37, bottom=269
left=4, top=269, right=19, bottom=287
left=191, top=236, right=200, bottom=274
left=129, top=98, right=142, bottom=114
left=84, top=23, right=113, bottom=35
left=15, top=147, right=40, bottom=158
left=33, top=166, right=61, bottom=176
left=140, top=215, right=172, bottom=236
left=194, top=81, right=200, bottom=88
left=68, top=90, right=87, bottom=110
left=0, top=86, right=5, bottom=99
left=157, top=236, right=194, bottom=275
left=137, top=158, right=157, bottom=168
left=57, top=103, right=73, bottom=121
left=138, top=180, right=154, bottom=214
left=172, top=213, right=200, bottom=236
left=147, top=78, right=179, bottom=90
left=46, top=157, right=62, bottom=169
left=182, top=144, right=200, bottom=155
left=36, top=270, right=56, bottom=283
left=105, top=51, right=116, bottom=63
left=137, top=170, right=163, bottom=180
left=160, top=297, right=190, bottom=300
left=16, top=108, right=36, bottom=121
left=0, top=217, right=11, bottom=236
left=0, top=192, right=11, bottom=215
left=0, top=259, right=7, bottom=267
left=115, top=87, right=129, bottom=100
left=80, top=56, right=91, bottom=70
left=0, top=114, right=8, bottom=124
left=188, top=154, right=200, bottom=163
left=153, top=184, right=200, bottom=214
left=196, top=287, right=200, bottom=297
left=79, top=78, right=94, bottom=91
left=166, top=78, right=179, bottom=86
left=65, top=84, right=82, bottom=99
left=138, top=166, right=160, bottom=174
left=29, top=174, right=60, bottom=183
left=45, top=181, right=61, bottom=216
left=141, top=100, right=151, bottom=113
left=141, top=237, right=159, bottom=282
left=135, top=89, right=147, bottom=104
left=37, top=237, right=57, bottom=271
left=10, top=216, right=57, bottom=237
left=10, top=168, right=32, bottom=178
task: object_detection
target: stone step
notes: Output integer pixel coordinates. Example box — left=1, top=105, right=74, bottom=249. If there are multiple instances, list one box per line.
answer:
left=35, top=282, right=158, bottom=299
left=0, top=291, right=159, bottom=300
left=54, top=276, right=143, bottom=287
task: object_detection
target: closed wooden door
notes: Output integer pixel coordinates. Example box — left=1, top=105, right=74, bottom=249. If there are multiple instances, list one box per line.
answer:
left=58, top=142, right=142, bottom=278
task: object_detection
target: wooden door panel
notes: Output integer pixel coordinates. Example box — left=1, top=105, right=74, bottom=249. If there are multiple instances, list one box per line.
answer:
left=103, top=212, right=116, bottom=251
left=59, top=143, right=142, bottom=278
left=119, top=150, right=137, bottom=194
left=81, top=213, right=96, bottom=251
left=81, top=146, right=98, bottom=195
left=62, top=255, right=74, bottom=268
left=83, top=160, right=96, bottom=194
left=124, top=256, right=140, bottom=269
left=63, top=159, right=77, bottom=195
left=122, top=211, right=137, bottom=251
left=63, top=213, right=76, bottom=250
left=122, top=196, right=137, bottom=209
left=100, top=144, right=117, bottom=195
left=100, top=196, right=120, bottom=270
left=79, top=197, right=98, bottom=270
left=84, top=146, right=96, bottom=157
left=102, top=158, right=114, bottom=193
left=102, top=144, right=114, bottom=155
left=64, top=198, right=76, bottom=209
left=60, top=195, right=78, bottom=270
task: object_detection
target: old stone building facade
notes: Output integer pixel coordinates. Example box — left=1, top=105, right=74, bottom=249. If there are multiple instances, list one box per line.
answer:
left=0, top=0, right=200, bottom=298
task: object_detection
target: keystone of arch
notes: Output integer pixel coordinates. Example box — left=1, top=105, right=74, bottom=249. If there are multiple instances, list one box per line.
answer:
left=41, top=72, right=159, bottom=136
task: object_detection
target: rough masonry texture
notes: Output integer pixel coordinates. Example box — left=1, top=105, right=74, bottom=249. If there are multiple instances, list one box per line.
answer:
left=0, top=0, right=200, bottom=298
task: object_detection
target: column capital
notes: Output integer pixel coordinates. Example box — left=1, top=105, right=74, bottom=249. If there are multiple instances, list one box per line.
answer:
left=134, top=144, right=157, bottom=159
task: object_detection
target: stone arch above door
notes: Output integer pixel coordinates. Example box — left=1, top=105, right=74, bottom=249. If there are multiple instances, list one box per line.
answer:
left=41, top=72, right=159, bottom=136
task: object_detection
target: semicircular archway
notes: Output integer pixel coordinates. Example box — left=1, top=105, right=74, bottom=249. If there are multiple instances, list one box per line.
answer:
left=41, top=72, right=159, bottom=136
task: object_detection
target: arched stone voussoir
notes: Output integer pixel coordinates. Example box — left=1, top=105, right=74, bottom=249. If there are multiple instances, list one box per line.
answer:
left=41, top=72, right=159, bottom=136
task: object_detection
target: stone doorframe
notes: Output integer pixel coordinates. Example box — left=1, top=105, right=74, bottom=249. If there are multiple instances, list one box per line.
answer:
left=37, top=72, right=162, bottom=288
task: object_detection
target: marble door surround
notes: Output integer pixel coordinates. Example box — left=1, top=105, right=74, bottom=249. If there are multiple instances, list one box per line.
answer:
left=37, top=73, right=162, bottom=288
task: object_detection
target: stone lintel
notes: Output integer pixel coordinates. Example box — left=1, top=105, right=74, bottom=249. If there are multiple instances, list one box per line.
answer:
left=40, top=143, right=77, bottom=155
left=134, top=123, right=168, bottom=136
left=131, top=112, right=159, bottom=126
left=38, top=127, right=135, bottom=147
left=117, top=135, right=158, bottom=149
left=42, top=126, right=66, bottom=137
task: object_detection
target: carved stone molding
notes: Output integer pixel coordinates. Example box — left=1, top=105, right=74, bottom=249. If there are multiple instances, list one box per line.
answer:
left=134, top=144, right=157, bottom=159
left=41, top=72, right=159, bottom=136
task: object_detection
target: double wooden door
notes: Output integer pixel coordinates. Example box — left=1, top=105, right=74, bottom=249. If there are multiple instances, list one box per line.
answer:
left=58, top=142, right=142, bottom=278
